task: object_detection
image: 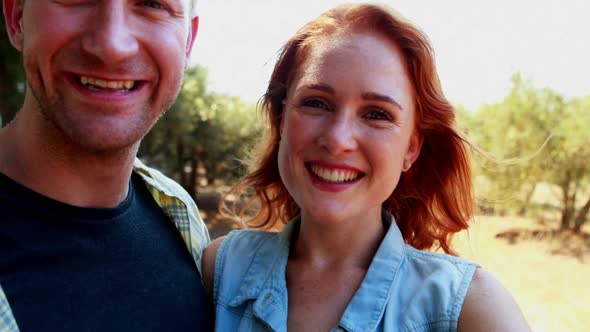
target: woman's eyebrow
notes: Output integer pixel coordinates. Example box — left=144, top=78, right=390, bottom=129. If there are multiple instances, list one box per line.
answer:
left=296, top=83, right=335, bottom=95
left=362, top=92, right=403, bottom=111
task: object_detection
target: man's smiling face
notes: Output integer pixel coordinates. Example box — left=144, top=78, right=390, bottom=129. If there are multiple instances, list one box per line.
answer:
left=9, top=0, right=197, bottom=152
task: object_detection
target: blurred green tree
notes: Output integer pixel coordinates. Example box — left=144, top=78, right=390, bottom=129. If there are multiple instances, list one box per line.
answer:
left=469, top=74, right=558, bottom=215
left=139, top=66, right=260, bottom=197
left=0, top=13, right=25, bottom=126
left=548, top=96, right=590, bottom=231
left=468, top=74, right=590, bottom=231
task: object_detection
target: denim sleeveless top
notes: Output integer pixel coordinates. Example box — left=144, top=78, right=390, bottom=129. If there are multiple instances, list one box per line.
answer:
left=213, top=216, right=477, bottom=332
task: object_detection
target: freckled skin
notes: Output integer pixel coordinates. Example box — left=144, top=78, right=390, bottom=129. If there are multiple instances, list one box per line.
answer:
left=201, top=16, right=530, bottom=332
left=278, top=30, right=421, bottom=227
left=279, top=30, right=422, bottom=332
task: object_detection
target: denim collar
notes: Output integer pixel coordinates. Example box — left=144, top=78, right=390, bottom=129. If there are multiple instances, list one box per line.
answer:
left=337, top=214, right=406, bottom=331
left=226, top=221, right=295, bottom=331
left=227, top=213, right=406, bottom=332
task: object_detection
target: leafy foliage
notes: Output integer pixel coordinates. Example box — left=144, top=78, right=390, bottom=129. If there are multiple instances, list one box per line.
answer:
left=139, top=66, right=260, bottom=197
left=467, top=74, right=590, bottom=230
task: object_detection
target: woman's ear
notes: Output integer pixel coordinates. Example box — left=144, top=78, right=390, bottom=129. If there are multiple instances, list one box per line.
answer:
left=4, top=0, right=26, bottom=51
left=403, top=131, right=423, bottom=171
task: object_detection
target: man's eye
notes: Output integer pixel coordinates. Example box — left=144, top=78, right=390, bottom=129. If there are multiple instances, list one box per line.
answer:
left=365, top=109, right=393, bottom=121
left=141, top=0, right=165, bottom=9
left=302, top=99, right=329, bottom=110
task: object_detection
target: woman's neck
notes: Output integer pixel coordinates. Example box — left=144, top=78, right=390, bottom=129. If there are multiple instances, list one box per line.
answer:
left=290, top=209, right=386, bottom=269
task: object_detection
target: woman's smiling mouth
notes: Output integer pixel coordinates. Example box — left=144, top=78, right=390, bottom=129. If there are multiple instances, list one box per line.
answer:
left=306, top=162, right=364, bottom=184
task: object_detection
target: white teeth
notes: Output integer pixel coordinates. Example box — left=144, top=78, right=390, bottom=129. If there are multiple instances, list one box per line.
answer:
left=79, top=75, right=135, bottom=90
left=320, top=168, right=329, bottom=180
left=327, top=170, right=339, bottom=182
left=310, top=164, right=359, bottom=183
left=106, top=81, right=119, bottom=89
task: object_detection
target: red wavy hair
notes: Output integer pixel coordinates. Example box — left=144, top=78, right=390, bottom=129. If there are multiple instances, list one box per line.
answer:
left=226, top=3, right=474, bottom=255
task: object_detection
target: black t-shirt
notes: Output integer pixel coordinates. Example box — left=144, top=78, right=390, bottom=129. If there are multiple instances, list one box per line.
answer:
left=0, top=172, right=211, bottom=331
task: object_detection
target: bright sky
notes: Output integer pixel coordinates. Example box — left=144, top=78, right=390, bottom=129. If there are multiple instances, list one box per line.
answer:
left=190, top=0, right=589, bottom=110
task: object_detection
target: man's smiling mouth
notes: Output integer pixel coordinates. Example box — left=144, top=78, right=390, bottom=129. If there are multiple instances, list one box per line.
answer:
left=76, top=75, right=138, bottom=92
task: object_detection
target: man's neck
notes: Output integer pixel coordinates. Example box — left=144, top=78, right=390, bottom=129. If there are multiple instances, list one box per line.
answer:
left=0, top=111, right=138, bottom=208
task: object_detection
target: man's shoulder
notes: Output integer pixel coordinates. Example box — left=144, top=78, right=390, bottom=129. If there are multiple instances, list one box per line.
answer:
left=132, top=158, right=211, bottom=266
left=132, top=158, right=190, bottom=201
left=0, top=284, right=18, bottom=332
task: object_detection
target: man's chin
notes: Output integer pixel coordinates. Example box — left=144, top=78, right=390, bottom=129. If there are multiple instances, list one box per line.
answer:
left=33, top=94, right=157, bottom=158
left=67, top=134, right=141, bottom=156
left=49, top=114, right=147, bottom=156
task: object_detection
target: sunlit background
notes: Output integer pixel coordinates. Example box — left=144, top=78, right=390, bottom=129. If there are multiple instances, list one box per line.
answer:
left=0, top=1, right=588, bottom=331
left=191, top=0, right=589, bottom=110
left=187, top=2, right=590, bottom=331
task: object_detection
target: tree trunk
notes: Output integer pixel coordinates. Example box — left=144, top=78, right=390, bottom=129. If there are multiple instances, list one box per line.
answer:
left=187, top=158, right=198, bottom=199
left=573, top=197, right=590, bottom=233
left=518, top=182, right=537, bottom=216
left=176, top=138, right=187, bottom=187
left=559, top=173, right=572, bottom=230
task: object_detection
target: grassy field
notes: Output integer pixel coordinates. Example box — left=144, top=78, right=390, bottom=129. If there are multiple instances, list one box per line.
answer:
left=198, top=191, right=589, bottom=332
left=453, top=216, right=589, bottom=332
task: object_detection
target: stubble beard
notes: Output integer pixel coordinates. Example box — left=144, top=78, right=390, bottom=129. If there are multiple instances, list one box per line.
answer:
left=26, top=70, right=181, bottom=158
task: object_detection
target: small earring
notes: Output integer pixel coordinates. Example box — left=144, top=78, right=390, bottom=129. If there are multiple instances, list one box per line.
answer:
left=403, top=159, right=411, bottom=171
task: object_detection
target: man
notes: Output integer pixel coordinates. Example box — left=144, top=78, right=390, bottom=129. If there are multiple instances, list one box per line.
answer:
left=0, top=0, right=211, bottom=330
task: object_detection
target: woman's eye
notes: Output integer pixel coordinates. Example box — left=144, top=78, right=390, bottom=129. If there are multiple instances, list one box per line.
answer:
left=302, top=99, right=329, bottom=110
left=365, top=109, right=393, bottom=121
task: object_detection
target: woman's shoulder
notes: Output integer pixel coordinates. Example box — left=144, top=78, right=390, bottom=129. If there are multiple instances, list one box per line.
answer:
left=202, top=229, right=282, bottom=299
left=400, top=245, right=478, bottom=286
left=391, top=246, right=529, bottom=331
left=404, top=245, right=477, bottom=291
left=208, top=228, right=278, bottom=253
left=458, top=268, right=531, bottom=331
left=383, top=245, right=478, bottom=331
left=204, top=229, right=281, bottom=269
left=404, top=244, right=476, bottom=268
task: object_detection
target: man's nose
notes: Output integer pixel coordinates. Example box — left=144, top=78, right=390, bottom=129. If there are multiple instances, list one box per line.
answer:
left=80, top=3, right=139, bottom=63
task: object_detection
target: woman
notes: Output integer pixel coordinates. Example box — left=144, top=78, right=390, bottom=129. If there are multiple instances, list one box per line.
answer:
left=203, top=4, right=530, bottom=331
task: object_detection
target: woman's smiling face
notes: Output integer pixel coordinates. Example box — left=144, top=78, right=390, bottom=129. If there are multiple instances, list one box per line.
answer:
left=278, top=30, right=422, bottom=225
